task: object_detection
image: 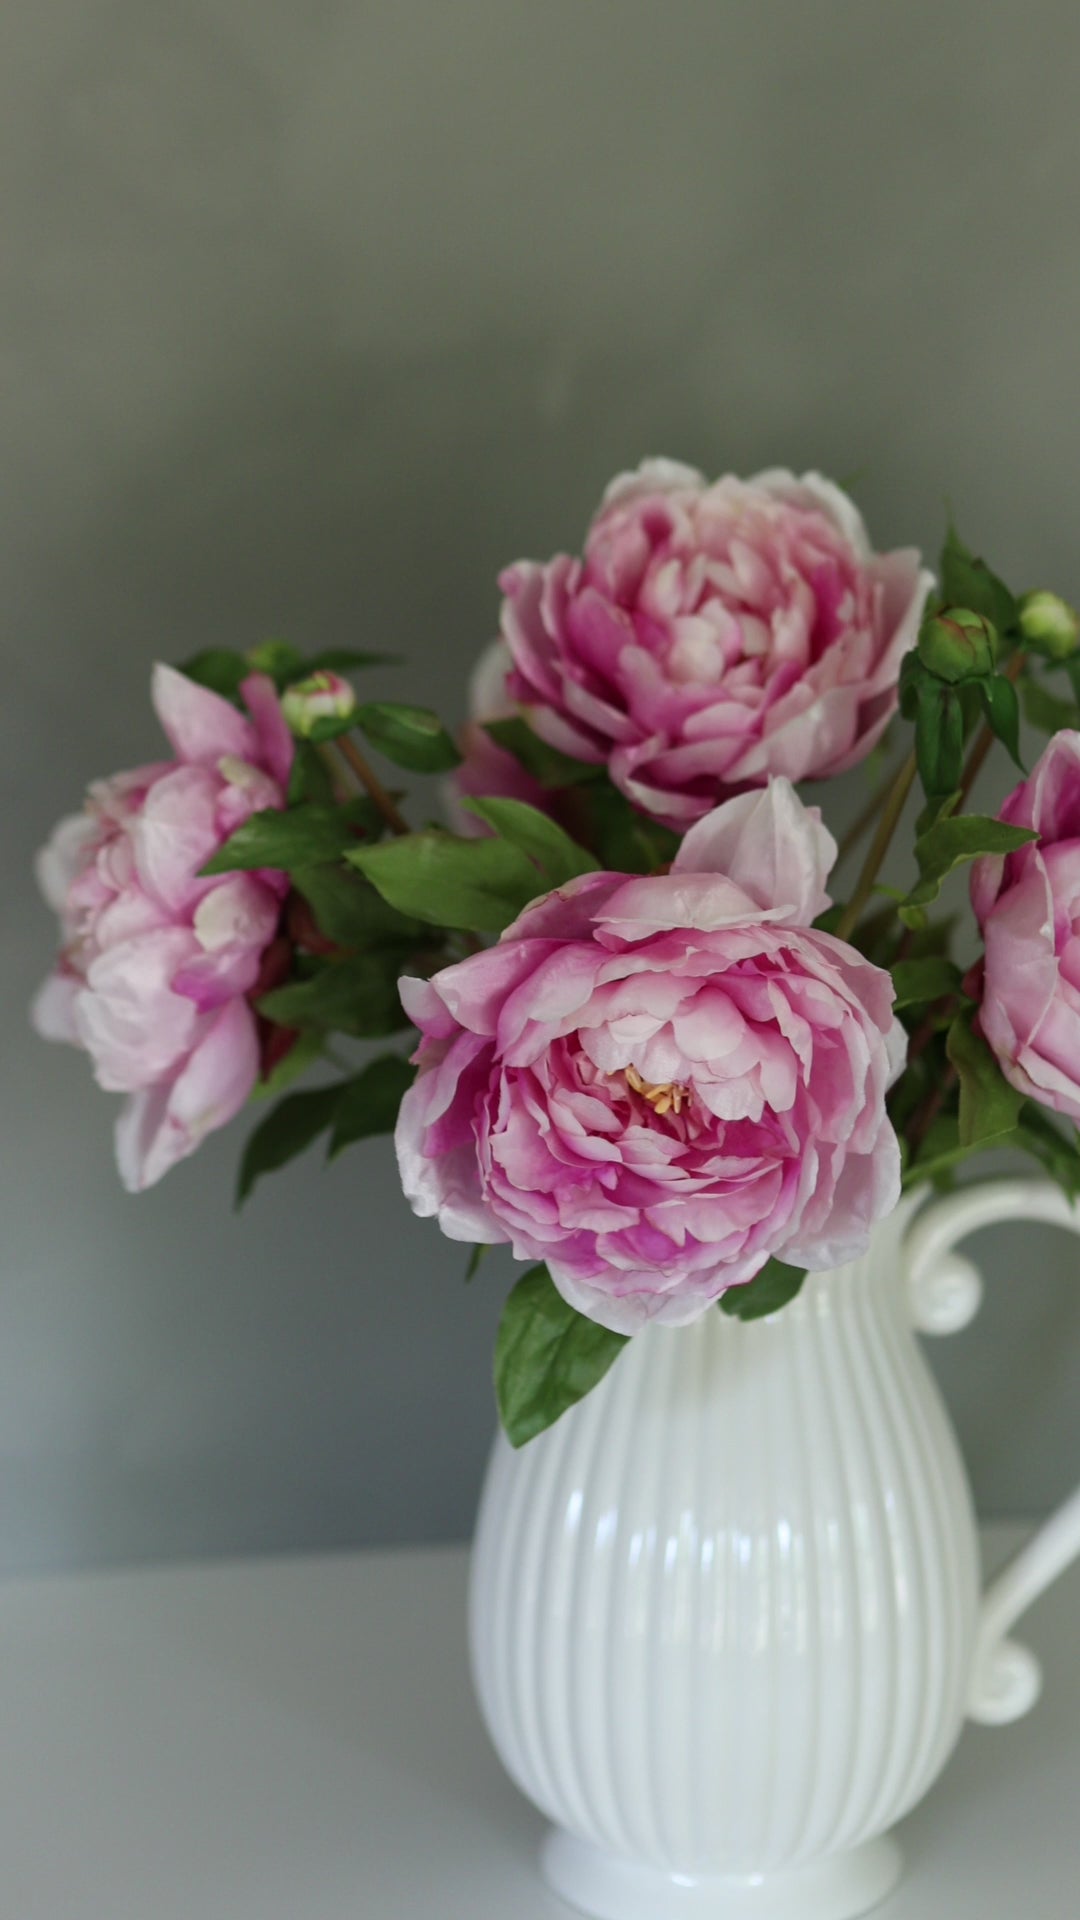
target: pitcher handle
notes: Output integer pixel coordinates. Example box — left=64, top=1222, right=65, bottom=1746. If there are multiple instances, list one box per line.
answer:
left=902, top=1176, right=1080, bottom=1726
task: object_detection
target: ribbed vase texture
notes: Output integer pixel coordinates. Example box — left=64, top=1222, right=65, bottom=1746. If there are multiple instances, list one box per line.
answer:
left=468, top=1200, right=980, bottom=1880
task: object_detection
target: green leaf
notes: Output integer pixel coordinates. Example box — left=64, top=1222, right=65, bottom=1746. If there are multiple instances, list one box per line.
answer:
left=914, top=789, right=961, bottom=838
left=250, top=1029, right=325, bottom=1101
left=305, top=648, right=398, bottom=673
left=461, top=796, right=600, bottom=886
left=813, top=903, right=848, bottom=936
left=356, top=701, right=462, bottom=773
left=246, top=640, right=306, bottom=686
left=939, top=524, right=1019, bottom=638
left=719, top=1258, right=806, bottom=1321
left=287, top=741, right=339, bottom=807
left=899, top=813, right=1038, bottom=924
left=176, top=648, right=249, bottom=700
left=348, top=830, right=541, bottom=933
left=292, top=865, right=427, bottom=948
left=914, top=674, right=965, bottom=800
left=494, top=1265, right=629, bottom=1447
left=483, top=716, right=599, bottom=788
left=1021, top=676, right=1080, bottom=735
left=946, top=1011, right=1024, bottom=1149
left=327, top=1054, right=415, bottom=1159
left=583, top=780, right=680, bottom=873
left=237, top=1084, right=342, bottom=1205
left=896, top=912, right=959, bottom=962
left=202, top=802, right=374, bottom=876
left=891, top=956, right=964, bottom=1010
left=1014, top=1103, right=1080, bottom=1200
left=258, top=955, right=408, bottom=1038
left=902, top=1113, right=972, bottom=1187
left=464, top=1244, right=491, bottom=1282
left=978, top=674, right=1023, bottom=770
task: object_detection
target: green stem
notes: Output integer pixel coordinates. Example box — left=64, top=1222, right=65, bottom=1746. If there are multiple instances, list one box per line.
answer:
left=834, top=750, right=918, bottom=943
left=953, top=649, right=1026, bottom=811
left=835, top=760, right=903, bottom=867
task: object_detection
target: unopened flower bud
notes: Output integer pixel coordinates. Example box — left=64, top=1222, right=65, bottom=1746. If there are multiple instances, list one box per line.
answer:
left=1018, top=590, right=1080, bottom=661
left=280, top=670, right=357, bottom=738
left=916, top=606, right=998, bottom=683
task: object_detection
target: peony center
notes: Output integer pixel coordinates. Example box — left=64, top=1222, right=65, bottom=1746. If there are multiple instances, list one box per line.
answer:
left=624, top=1063, right=692, bottom=1118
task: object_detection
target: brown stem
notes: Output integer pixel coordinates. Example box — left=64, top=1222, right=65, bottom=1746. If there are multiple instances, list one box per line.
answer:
left=336, top=734, right=410, bottom=836
left=905, top=1061, right=957, bottom=1161
left=834, top=750, right=918, bottom=943
left=317, top=742, right=352, bottom=804
left=953, top=650, right=1025, bottom=812
left=903, top=992, right=964, bottom=1070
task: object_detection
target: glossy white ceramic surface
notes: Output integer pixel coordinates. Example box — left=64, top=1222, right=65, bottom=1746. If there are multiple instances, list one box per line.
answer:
left=468, top=1179, right=1080, bottom=1919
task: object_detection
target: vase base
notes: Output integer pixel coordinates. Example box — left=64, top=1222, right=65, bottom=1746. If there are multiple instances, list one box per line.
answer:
left=540, top=1829, right=903, bottom=1920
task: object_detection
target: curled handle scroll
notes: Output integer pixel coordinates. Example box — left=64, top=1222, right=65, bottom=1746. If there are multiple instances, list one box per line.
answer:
left=903, top=1178, right=1080, bottom=1726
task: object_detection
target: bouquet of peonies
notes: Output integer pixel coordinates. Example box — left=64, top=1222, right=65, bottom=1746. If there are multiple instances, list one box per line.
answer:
left=33, top=461, right=1080, bottom=1445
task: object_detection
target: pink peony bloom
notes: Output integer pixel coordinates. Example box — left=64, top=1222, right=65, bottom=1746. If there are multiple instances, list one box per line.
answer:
left=396, top=779, right=904, bottom=1332
left=33, top=664, right=294, bottom=1190
left=971, top=729, right=1080, bottom=1121
left=498, top=458, right=932, bottom=827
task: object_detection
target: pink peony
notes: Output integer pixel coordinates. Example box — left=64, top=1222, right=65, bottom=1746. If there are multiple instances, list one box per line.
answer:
left=971, top=729, right=1080, bottom=1121
left=396, top=780, right=904, bottom=1332
left=33, top=664, right=294, bottom=1190
left=498, top=458, right=932, bottom=827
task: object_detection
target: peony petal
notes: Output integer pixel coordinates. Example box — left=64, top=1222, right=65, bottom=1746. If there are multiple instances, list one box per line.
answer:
left=76, top=928, right=200, bottom=1090
left=30, top=970, right=82, bottom=1045
left=114, top=998, right=259, bottom=1191
left=239, top=672, right=295, bottom=790
left=597, top=457, right=706, bottom=517
left=673, top=779, right=836, bottom=923
left=596, top=872, right=779, bottom=939
left=152, top=662, right=257, bottom=766
left=751, top=468, right=873, bottom=563
left=131, top=764, right=221, bottom=914
left=35, top=813, right=98, bottom=916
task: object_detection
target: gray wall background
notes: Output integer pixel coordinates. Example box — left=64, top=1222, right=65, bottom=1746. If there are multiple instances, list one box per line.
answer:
left=4, top=0, right=1080, bottom=1574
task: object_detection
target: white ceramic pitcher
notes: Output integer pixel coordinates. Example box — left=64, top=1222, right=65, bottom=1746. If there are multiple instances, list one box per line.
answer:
left=468, top=1178, right=1080, bottom=1920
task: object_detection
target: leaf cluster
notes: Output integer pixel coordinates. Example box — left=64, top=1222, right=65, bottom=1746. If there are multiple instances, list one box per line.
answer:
left=237, top=1055, right=415, bottom=1205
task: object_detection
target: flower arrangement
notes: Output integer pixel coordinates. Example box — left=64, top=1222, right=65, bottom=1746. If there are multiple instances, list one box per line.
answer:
left=34, top=460, right=1080, bottom=1445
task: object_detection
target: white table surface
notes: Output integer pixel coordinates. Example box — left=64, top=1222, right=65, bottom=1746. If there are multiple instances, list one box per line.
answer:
left=0, top=1526, right=1075, bottom=1918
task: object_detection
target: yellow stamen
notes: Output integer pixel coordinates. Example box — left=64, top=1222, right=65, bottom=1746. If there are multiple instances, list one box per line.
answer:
left=625, top=1063, right=691, bottom=1117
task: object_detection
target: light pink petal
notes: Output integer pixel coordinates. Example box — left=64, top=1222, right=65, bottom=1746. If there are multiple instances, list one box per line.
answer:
left=35, top=813, right=98, bottom=915
left=240, top=672, right=295, bottom=790
left=596, top=872, right=777, bottom=939
left=468, top=637, right=516, bottom=720
left=152, top=662, right=257, bottom=766
left=114, top=998, right=259, bottom=1191
left=673, top=779, right=836, bottom=924
left=751, top=468, right=873, bottom=562
left=31, top=971, right=82, bottom=1045
left=76, top=929, right=200, bottom=1090
left=394, top=1072, right=503, bottom=1244
left=132, top=764, right=221, bottom=913
left=501, top=872, right=629, bottom=943
left=597, top=457, right=706, bottom=517
left=399, top=975, right=461, bottom=1041
left=191, top=874, right=281, bottom=957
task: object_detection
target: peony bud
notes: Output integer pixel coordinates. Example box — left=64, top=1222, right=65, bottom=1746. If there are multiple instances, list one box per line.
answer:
left=280, top=670, right=357, bottom=738
left=1018, top=590, right=1080, bottom=660
left=916, top=606, right=998, bottom=683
